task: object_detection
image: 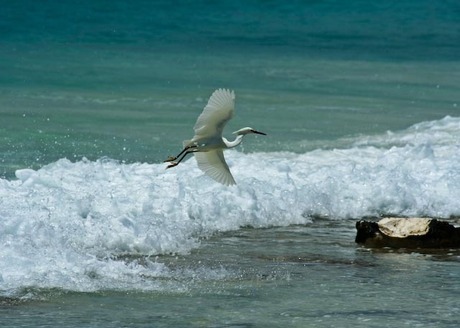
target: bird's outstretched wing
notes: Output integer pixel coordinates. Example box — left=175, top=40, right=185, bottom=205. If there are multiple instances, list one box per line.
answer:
left=194, top=150, right=236, bottom=186
left=193, top=89, right=235, bottom=138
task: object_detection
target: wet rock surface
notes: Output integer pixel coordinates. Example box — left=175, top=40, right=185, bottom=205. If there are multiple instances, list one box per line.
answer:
left=355, top=217, right=460, bottom=249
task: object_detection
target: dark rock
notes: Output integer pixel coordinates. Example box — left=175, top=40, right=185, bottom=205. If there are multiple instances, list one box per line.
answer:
left=355, top=217, right=460, bottom=248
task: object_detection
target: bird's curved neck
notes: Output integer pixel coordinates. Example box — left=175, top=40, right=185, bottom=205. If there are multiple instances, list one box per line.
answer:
left=223, top=135, right=244, bottom=148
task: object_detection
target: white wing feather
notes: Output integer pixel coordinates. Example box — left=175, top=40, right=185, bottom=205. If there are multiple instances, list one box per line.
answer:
left=194, top=150, right=236, bottom=186
left=193, top=89, right=235, bottom=138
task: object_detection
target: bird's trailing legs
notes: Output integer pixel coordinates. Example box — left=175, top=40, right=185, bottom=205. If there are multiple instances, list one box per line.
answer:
left=164, top=144, right=197, bottom=162
left=164, top=145, right=198, bottom=169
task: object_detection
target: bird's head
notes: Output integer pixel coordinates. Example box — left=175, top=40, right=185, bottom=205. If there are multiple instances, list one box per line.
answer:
left=232, top=127, right=267, bottom=136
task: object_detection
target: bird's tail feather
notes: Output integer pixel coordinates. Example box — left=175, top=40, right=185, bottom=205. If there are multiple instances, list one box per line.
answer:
left=182, top=140, right=192, bottom=148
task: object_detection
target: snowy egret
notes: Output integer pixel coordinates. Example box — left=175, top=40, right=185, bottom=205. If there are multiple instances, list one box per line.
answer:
left=164, top=88, right=266, bottom=186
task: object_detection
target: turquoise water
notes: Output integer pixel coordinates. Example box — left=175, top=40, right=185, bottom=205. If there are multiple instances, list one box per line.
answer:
left=1, top=1, right=460, bottom=327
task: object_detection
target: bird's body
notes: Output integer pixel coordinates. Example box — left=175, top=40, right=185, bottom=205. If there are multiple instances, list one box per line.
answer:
left=164, top=88, right=266, bottom=186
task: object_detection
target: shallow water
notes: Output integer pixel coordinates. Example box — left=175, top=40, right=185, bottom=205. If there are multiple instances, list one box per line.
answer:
left=1, top=221, right=460, bottom=327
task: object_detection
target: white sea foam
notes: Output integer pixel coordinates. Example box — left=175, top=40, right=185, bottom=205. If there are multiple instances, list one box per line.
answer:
left=0, top=116, right=459, bottom=296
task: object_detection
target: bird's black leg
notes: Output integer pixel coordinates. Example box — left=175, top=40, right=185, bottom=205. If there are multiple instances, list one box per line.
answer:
left=166, top=148, right=198, bottom=169
left=164, top=145, right=197, bottom=162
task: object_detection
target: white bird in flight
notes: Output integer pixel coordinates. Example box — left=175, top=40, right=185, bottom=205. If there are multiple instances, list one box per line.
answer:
left=164, top=88, right=266, bottom=186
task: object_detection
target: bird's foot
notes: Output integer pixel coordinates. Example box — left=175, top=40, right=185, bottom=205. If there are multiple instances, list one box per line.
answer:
left=166, top=162, right=178, bottom=169
left=164, top=156, right=176, bottom=162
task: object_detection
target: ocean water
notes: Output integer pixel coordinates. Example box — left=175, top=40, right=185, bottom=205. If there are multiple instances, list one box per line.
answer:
left=1, top=1, right=460, bottom=327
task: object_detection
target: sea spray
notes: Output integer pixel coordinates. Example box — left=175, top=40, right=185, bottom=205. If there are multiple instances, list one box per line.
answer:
left=0, top=116, right=459, bottom=296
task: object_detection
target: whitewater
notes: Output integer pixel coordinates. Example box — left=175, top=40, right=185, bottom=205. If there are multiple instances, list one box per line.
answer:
left=0, top=116, right=459, bottom=297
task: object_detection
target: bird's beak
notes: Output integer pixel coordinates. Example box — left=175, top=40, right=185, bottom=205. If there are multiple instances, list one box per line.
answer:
left=252, top=130, right=267, bottom=136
